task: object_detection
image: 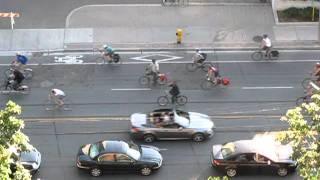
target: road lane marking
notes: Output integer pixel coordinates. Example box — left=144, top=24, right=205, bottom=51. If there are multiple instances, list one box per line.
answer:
left=242, top=86, right=293, bottom=89
left=111, top=88, right=151, bottom=91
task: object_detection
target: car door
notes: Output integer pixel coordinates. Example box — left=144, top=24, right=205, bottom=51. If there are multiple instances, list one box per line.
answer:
left=253, top=153, right=274, bottom=174
left=114, top=153, right=137, bottom=173
left=156, top=123, right=188, bottom=139
left=233, top=153, right=256, bottom=174
left=97, top=153, right=117, bottom=173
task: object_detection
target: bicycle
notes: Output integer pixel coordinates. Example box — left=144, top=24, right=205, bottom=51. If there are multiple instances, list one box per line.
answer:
left=0, top=80, right=30, bottom=95
left=157, top=90, right=188, bottom=106
left=139, top=73, right=167, bottom=86
left=251, top=49, right=279, bottom=61
left=44, top=95, right=72, bottom=111
left=186, top=61, right=212, bottom=72
left=200, top=76, right=230, bottom=90
left=94, top=49, right=120, bottom=64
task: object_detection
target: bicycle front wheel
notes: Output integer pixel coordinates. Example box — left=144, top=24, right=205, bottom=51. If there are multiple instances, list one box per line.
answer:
left=269, top=50, right=279, bottom=60
left=186, top=63, right=198, bottom=72
left=157, top=96, right=169, bottom=106
left=301, top=78, right=312, bottom=89
left=251, top=51, right=263, bottom=61
left=139, top=76, right=150, bottom=85
left=176, top=95, right=188, bottom=106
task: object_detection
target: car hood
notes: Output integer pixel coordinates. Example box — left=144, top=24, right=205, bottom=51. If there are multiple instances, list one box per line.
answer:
left=188, top=112, right=215, bottom=129
left=140, top=145, right=162, bottom=163
left=130, top=113, right=147, bottom=127
left=212, top=144, right=223, bottom=159
left=20, top=147, right=41, bottom=164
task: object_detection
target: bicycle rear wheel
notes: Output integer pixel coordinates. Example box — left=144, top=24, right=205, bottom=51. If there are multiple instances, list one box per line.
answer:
left=157, top=96, right=169, bottom=106
left=301, top=78, right=312, bottom=89
left=176, top=95, right=188, bottom=106
left=251, top=51, right=263, bottom=61
left=139, top=76, right=150, bottom=85
left=95, top=57, right=105, bottom=64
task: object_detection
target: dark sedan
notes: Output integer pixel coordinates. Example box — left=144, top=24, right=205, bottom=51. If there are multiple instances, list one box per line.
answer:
left=76, top=140, right=163, bottom=177
left=211, top=139, right=297, bottom=177
left=130, top=109, right=215, bottom=143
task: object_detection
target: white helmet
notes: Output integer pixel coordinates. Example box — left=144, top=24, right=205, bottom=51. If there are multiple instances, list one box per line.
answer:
left=103, top=44, right=108, bottom=48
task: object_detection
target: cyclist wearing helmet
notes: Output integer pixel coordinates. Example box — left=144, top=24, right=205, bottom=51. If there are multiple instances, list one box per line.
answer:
left=192, top=48, right=206, bottom=63
left=102, top=44, right=114, bottom=62
left=146, top=59, right=159, bottom=83
left=49, top=89, right=66, bottom=108
left=13, top=52, right=28, bottom=71
left=261, top=34, right=272, bottom=57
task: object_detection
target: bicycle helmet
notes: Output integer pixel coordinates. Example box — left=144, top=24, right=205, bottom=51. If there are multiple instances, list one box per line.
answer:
left=103, top=44, right=108, bottom=48
left=316, top=62, right=320, bottom=67
left=263, top=34, right=268, bottom=38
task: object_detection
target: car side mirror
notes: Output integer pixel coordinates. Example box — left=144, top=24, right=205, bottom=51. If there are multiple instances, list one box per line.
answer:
left=267, top=160, right=271, bottom=165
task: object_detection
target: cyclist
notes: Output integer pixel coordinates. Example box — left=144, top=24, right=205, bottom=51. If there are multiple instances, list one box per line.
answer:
left=207, top=65, right=220, bottom=83
left=146, top=59, right=159, bottom=83
left=12, top=52, right=28, bottom=71
left=102, top=44, right=115, bottom=62
left=192, top=49, right=206, bottom=63
left=169, top=81, right=180, bottom=104
left=312, top=62, right=320, bottom=83
left=49, top=89, right=66, bottom=108
left=260, top=34, right=272, bottom=57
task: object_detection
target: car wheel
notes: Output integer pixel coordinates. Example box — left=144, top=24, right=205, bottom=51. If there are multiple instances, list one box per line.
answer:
left=140, top=166, right=152, bottom=176
left=143, top=134, right=155, bottom=143
left=192, top=133, right=205, bottom=142
left=277, top=167, right=288, bottom=177
left=226, top=168, right=237, bottom=177
left=90, top=167, right=102, bottom=177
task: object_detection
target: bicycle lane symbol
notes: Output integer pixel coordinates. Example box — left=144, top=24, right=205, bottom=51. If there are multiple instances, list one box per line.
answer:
left=54, top=55, right=84, bottom=64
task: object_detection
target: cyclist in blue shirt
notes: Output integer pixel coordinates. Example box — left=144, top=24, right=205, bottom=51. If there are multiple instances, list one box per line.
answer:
left=103, top=44, right=115, bottom=62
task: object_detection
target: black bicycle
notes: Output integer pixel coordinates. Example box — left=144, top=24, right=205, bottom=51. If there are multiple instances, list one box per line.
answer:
left=251, top=49, right=279, bottom=61
left=157, top=91, right=188, bottom=106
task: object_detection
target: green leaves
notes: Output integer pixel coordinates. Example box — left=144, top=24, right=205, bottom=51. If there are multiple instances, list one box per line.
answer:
left=0, top=101, right=31, bottom=180
left=278, top=94, right=320, bottom=180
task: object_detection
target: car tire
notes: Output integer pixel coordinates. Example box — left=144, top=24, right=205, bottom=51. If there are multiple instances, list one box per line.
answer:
left=192, top=133, right=205, bottom=142
left=277, top=167, right=288, bottom=177
left=143, top=134, right=155, bottom=143
left=226, top=168, right=237, bottom=177
left=140, top=166, right=152, bottom=176
left=90, top=167, right=102, bottom=177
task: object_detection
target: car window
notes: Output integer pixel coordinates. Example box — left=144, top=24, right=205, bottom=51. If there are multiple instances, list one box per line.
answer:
left=176, top=110, right=190, bottom=120
left=89, top=142, right=104, bottom=159
left=235, top=154, right=249, bottom=162
left=116, top=154, right=134, bottom=163
left=98, top=153, right=116, bottom=162
left=254, top=153, right=269, bottom=163
left=221, top=142, right=236, bottom=159
left=162, top=123, right=180, bottom=129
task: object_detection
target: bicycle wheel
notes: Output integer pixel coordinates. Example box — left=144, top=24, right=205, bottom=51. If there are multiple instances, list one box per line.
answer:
left=139, top=76, right=150, bottom=85
left=301, top=78, right=312, bottom=89
left=201, top=62, right=213, bottom=72
left=112, top=54, right=120, bottom=63
left=176, top=95, right=188, bottom=106
left=251, top=51, right=263, bottom=61
left=186, top=63, right=198, bottom=72
left=95, top=57, right=105, bottom=64
left=269, top=50, right=279, bottom=60
left=23, top=69, right=33, bottom=80
left=200, top=80, right=215, bottom=90
left=157, top=96, right=169, bottom=106
left=19, top=85, right=31, bottom=95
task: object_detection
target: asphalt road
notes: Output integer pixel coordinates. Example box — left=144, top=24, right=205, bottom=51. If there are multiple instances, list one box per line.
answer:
left=25, top=118, right=301, bottom=180
left=0, top=0, right=161, bottom=29
left=0, top=49, right=314, bottom=180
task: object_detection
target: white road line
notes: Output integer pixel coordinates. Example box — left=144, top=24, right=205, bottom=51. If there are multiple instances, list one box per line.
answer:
left=242, top=86, right=293, bottom=90
left=111, top=88, right=151, bottom=91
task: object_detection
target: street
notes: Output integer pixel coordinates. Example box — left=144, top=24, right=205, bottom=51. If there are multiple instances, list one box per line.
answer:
left=0, top=49, right=315, bottom=179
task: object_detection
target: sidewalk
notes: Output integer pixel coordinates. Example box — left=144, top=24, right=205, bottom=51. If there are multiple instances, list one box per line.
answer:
left=0, top=4, right=319, bottom=53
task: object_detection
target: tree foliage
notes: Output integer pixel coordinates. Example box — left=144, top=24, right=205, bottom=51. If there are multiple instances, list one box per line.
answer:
left=278, top=94, right=320, bottom=180
left=0, top=101, right=31, bottom=180
left=207, top=176, right=228, bottom=180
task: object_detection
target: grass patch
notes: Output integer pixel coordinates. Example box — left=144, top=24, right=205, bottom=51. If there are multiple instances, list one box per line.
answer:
left=278, top=7, right=319, bottom=22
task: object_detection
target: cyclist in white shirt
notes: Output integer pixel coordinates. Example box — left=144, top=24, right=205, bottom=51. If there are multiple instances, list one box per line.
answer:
left=49, top=89, right=66, bottom=107
left=261, top=34, right=272, bottom=57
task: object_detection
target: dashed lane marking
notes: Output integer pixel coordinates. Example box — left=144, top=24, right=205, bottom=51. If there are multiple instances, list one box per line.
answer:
left=111, top=88, right=151, bottom=91
left=242, top=86, right=294, bottom=90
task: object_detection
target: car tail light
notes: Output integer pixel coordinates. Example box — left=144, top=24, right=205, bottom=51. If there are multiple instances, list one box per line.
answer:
left=131, top=127, right=140, bottom=132
left=212, top=159, right=220, bottom=165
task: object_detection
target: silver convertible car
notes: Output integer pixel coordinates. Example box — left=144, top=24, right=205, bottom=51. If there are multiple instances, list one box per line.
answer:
left=130, top=109, right=215, bottom=143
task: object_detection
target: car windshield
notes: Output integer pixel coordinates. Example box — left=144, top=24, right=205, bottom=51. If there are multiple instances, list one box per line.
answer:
left=89, top=142, right=104, bottom=159
left=124, top=142, right=141, bottom=160
left=221, top=142, right=236, bottom=159
left=174, top=110, right=189, bottom=127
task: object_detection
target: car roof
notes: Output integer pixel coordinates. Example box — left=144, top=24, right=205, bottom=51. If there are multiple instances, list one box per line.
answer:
left=101, top=140, right=127, bottom=154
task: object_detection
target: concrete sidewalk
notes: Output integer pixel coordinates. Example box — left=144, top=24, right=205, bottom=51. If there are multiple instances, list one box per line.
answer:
left=0, top=4, right=319, bottom=53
